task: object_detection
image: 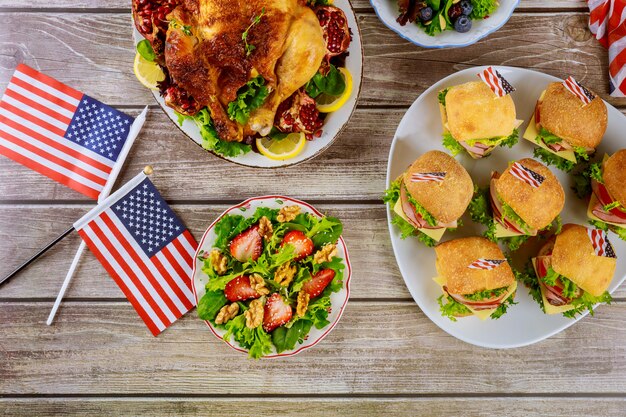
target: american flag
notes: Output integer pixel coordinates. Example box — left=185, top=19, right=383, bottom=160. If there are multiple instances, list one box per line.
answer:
left=509, top=162, right=545, bottom=188
left=588, top=0, right=626, bottom=97
left=468, top=259, right=507, bottom=270
left=563, top=76, right=596, bottom=105
left=0, top=64, right=135, bottom=200
left=74, top=172, right=198, bottom=336
left=587, top=227, right=616, bottom=258
left=410, top=172, right=446, bottom=183
left=477, top=67, right=515, bottom=97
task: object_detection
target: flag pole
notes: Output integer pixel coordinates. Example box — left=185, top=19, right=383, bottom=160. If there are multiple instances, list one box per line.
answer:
left=46, top=107, right=150, bottom=325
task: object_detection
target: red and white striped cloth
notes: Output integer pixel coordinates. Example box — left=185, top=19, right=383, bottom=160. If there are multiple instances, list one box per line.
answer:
left=74, top=172, right=198, bottom=336
left=588, top=0, right=626, bottom=97
left=0, top=64, right=136, bottom=199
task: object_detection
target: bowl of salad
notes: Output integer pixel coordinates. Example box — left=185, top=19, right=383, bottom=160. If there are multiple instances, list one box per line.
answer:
left=370, top=0, right=519, bottom=48
left=192, top=196, right=351, bottom=358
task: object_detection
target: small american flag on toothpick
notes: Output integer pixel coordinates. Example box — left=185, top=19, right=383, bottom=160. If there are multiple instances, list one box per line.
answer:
left=587, top=228, right=616, bottom=258
left=509, top=162, right=545, bottom=188
left=74, top=171, right=198, bottom=336
left=0, top=64, right=137, bottom=200
left=410, top=172, right=446, bottom=183
left=477, top=67, right=515, bottom=97
left=468, top=259, right=507, bottom=270
left=563, top=76, right=596, bottom=105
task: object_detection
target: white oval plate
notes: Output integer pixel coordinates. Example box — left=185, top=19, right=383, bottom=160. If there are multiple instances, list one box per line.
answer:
left=132, top=0, right=363, bottom=168
left=191, top=196, right=352, bottom=358
left=386, top=66, right=626, bottom=348
left=370, top=0, right=519, bottom=49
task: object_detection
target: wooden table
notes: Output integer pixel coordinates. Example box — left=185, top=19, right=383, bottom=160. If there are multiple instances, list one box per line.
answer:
left=1, top=1, right=625, bottom=415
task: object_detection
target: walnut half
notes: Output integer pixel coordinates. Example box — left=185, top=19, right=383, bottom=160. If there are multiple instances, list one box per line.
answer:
left=277, top=205, right=301, bottom=223
left=313, top=243, right=337, bottom=264
left=249, top=273, right=270, bottom=296
left=208, top=249, right=228, bottom=275
left=274, top=262, right=297, bottom=287
left=296, top=290, right=310, bottom=317
left=215, top=303, right=239, bottom=325
left=258, top=216, right=273, bottom=240
left=245, top=298, right=264, bottom=329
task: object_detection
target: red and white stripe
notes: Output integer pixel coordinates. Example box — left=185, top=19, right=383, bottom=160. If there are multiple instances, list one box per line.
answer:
left=588, top=0, right=626, bottom=97
left=468, top=259, right=506, bottom=270
left=0, top=64, right=113, bottom=199
left=509, top=162, right=543, bottom=188
left=586, top=227, right=615, bottom=258
left=477, top=67, right=508, bottom=97
left=563, top=76, right=595, bottom=104
left=78, top=210, right=196, bottom=336
left=410, top=172, right=446, bottom=183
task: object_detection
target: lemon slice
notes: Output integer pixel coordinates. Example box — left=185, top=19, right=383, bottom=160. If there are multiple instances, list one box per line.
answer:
left=316, top=67, right=353, bottom=113
left=256, top=132, right=306, bottom=161
left=133, top=52, right=165, bottom=90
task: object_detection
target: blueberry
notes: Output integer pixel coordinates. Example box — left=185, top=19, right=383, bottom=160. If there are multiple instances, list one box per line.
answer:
left=454, top=15, right=472, bottom=33
left=460, top=0, right=473, bottom=16
left=419, top=6, right=433, bottom=21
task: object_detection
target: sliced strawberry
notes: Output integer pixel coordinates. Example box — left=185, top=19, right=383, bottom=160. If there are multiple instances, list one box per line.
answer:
left=263, top=293, right=293, bottom=332
left=302, top=269, right=336, bottom=299
left=224, top=276, right=259, bottom=302
left=281, top=230, right=314, bottom=261
left=230, top=225, right=262, bottom=263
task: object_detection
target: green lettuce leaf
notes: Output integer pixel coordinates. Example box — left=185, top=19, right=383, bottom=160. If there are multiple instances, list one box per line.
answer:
left=222, top=314, right=273, bottom=359
left=490, top=294, right=517, bottom=319
left=470, top=0, right=498, bottom=19
left=437, top=294, right=471, bottom=322
left=514, top=265, right=545, bottom=313
left=438, top=88, right=449, bottom=106
left=463, top=286, right=508, bottom=301
left=383, top=178, right=402, bottom=205
left=197, top=290, right=228, bottom=321
left=562, top=291, right=612, bottom=319
left=500, top=200, right=532, bottom=234
left=442, top=132, right=465, bottom=156
left=533, top=147, right=577, bottom=172
left=227, top=75, right=269, bottom=125
left=305, top=64, right=346, bottom=99
left=589, top=162, right=604, bottom=183
left=536, top=127, right=562, bottom=145
left=469, top=186, right=492, bottom=226
left=272, top=319, right=313, bottom=353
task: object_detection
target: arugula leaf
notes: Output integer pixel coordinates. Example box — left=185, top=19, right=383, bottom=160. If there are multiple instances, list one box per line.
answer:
left=227, top=75, right=269, bottom=125
left=438, top=88, right=449, bottom=106
left=305, top=65, right=346, bottom=99
left=222, top=314, right=273, bottom=359
left=437, top=294, right=471, bottom=322
left=136, top=39, right=156, bottom=62
left=442, top=132, right=465, bottom=156
left=272, top=319, right=313, bottom=353
left=197, top=290, right=228, bottom=321
left=176, top=108, right=251, bottom=157
left=463, top=286, right=508, bottom=301
left=490, top=294, right=517, bottom=319
left=470, top=0, right=498, bottom=19
left=562, top=291, right=612, bottom=319
left=533, top=147, right=577, bottom=172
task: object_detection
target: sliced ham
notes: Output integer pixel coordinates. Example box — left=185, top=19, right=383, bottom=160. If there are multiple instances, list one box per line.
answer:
left=591, top=179, right=626, bottom=223
left=399, top=182, right=457, bottom=230
left=536, top=256, right=581, bottom=306
left=488, top=175, right=536, bottom=235
left=445, top=286, right=508, bottom=311
left=460, top=141, right=492, bottom=158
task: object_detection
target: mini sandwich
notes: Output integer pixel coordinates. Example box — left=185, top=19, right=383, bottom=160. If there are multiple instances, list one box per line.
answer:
left=469, top=158, right=564, bottom=250
left=438, top=81, right=522, bottom=159
left=523, top=82, right=607, bottom=172
left=529, top=224, right=616, bottom=318
left=383, top=150, right=473, bottom=246
left=586, top=150, right=626, bottom=241
left=434, top=237, right=517, bottom=321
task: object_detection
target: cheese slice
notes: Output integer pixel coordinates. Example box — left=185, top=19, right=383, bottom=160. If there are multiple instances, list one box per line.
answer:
left=587, top=193, right=626, bottom=229
left=531, top=258, right=576, bottom=315
left=433, top=276, right=518, bottom=321
left=493, top=220, right=525, bottom=238
left=393, top=198, right=446, bottom=242
left=523, top=115, right=577, bottom=163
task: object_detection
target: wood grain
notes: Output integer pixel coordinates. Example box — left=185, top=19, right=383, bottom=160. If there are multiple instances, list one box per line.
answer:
left=0, top=204, right=407, bottom=299
left=1, top=397, right=625, bottom=417
left=1, top=301, right=625, bottom=395
left=0, top=12, right=620, bottom=109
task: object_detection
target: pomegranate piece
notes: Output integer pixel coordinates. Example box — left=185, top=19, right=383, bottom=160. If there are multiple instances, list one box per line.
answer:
left=315, top=6, right=351, bottom=58
left=132, top=0, right=179, bottom=59
left=275, top=89, right=324, bottom=140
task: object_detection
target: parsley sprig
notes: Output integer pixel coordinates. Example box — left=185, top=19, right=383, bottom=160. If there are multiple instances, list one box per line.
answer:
left=243, top=8, right=265, bottom=56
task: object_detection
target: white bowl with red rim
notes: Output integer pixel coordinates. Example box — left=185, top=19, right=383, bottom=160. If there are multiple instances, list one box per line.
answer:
left=191, top=196, right=352, bottom=357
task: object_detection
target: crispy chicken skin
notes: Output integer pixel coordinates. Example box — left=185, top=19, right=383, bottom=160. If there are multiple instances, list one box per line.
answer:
left=163, top=0, right=325, bottom=142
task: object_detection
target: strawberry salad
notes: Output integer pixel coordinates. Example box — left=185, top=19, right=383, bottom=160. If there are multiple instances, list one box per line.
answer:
left=196, top=204, right=345, bottom=358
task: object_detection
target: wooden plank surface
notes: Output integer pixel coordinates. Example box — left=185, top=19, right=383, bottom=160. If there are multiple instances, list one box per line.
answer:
left=1, top=301, right=625, bottom=395
left=1, top=397, right=625, bottom=417
left=0, top=204, right=408, bottom=299
left=0, top=12, right=620, bottom=109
